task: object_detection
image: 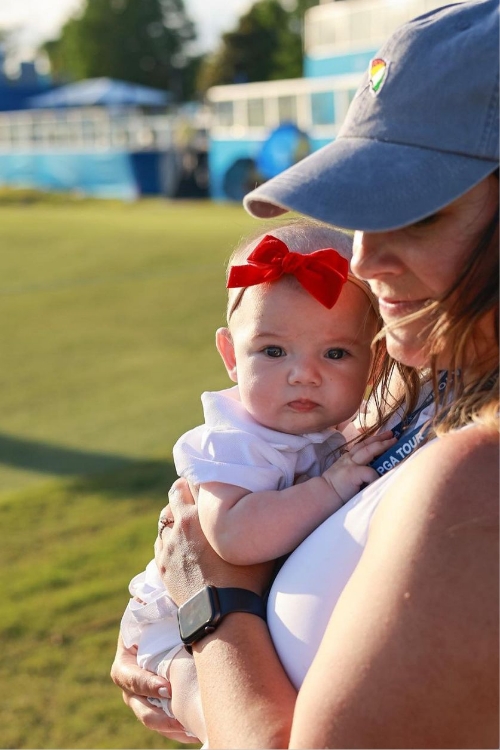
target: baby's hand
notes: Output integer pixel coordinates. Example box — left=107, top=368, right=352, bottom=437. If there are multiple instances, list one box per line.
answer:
left=322, top=431, right=396, bottom=504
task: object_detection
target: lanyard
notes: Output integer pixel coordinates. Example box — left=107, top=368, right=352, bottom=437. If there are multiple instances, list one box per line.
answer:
left=369, top=372, right=448, bottom=477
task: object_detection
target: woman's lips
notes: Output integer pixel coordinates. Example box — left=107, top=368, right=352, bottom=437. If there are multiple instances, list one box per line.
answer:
left=378, top=298, right=431, bottom=319
left=288, top=400, right=318, bottom=412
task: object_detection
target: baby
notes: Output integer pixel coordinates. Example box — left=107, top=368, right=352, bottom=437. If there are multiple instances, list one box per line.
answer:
left=120, top=220, right=394, bottom=741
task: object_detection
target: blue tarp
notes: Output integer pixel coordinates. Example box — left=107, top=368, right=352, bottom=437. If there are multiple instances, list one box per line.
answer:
left=28, top=78, right=171, bottom=108
left=0, top=151, right=138, bottom=200
left=256, top=122, right=310, bottom=180
left=0, top=149, right=182, bottom=199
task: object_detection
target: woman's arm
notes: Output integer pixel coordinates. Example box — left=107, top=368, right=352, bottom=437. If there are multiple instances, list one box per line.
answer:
left=158, top=479, right=297, bottom=748
left=159, top=426, right=499, bottom=749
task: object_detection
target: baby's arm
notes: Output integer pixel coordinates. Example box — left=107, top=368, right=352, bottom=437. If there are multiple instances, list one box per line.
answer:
left=197, top=432, right=395, bottom=565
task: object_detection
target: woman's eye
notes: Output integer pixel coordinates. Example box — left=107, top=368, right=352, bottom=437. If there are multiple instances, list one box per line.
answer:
left=263, top=346, right=285, bottom=358
left=412, top=213, right=439, bottom=228
left=326, top=348, right=346, bottom=360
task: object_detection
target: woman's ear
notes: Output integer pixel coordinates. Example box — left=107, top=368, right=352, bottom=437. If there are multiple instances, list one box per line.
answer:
left=216, top=327, right=238, bottom=383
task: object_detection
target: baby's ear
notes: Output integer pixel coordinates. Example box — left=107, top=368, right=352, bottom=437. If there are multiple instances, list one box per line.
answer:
left=216, top=327, right=237, bottom=383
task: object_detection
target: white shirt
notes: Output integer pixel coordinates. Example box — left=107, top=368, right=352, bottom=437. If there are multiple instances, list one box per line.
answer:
left=267, top=460, right=404, bottom=688
left=173, top=386, right=350, bottom=491
left=267, top=395, right=441, bottom=689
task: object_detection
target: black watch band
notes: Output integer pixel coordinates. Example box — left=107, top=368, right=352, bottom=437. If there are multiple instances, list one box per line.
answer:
left=217, top=587, right=266, bottom=619
left=178, top=585, right=266, bottom=653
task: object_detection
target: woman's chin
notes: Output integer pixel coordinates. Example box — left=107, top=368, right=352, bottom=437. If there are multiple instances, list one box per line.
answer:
left=385, top=332, right=430, bottom=369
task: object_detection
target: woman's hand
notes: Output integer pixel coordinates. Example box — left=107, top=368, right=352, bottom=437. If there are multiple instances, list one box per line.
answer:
left=155, top=478, right=275, bottom=606
left=110, top=635, right=197, bottom=743
left=155, top=480, right=296, bottom=749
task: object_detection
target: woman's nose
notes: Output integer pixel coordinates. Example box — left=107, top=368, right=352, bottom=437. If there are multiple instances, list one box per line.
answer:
left=352, top=230, right=400, bottom=281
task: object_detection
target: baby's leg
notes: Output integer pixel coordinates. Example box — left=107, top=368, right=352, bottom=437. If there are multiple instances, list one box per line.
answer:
left=157, top=648, right=207, bottom=744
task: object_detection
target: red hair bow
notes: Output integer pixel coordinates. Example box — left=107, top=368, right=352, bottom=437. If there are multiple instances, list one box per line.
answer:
left=227, top=235, right=349, bottom=309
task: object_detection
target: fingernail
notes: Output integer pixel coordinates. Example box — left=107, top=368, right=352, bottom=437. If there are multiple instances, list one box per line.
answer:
left=158, top=687, right=170, bottom=698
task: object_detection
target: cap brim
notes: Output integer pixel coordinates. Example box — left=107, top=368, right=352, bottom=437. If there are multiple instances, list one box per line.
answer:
left=243, top=135, right=498, bottom=232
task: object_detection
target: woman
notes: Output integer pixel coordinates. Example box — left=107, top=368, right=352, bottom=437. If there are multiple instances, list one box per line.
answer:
left=111, top=1, right=499, bottom=746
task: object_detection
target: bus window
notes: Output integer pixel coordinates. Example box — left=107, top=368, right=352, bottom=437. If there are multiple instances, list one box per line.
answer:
left=214, top=101, right=234, bottom=127
left=311, top=91, right=335, bottom=125
left=247, top=98, right=265, bottom=127
left=278, top=95, right=297, bottom=124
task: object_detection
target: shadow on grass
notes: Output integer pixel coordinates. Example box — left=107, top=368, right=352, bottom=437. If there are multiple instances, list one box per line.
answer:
left=0, top=431, right=155, bottom=476
left=70, top=457, right=180, bottom=501
left=0, top=431, right=179, bottom=499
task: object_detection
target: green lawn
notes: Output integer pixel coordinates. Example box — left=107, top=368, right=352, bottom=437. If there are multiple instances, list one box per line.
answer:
left=0, top=197, right=261, bottom=748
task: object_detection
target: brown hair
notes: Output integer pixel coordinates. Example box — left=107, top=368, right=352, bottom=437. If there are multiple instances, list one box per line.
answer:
left=376, top=189, right=499, bottom=436
left=430, top=206, right=498, bottom=435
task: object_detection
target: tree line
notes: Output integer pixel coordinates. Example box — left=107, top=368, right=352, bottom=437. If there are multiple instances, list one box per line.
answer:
left=42, top=0, right=321, bottom=101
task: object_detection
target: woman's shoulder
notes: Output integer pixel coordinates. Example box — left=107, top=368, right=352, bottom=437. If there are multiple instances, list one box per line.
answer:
left=379, top=423, right=498, bottom=520
left=301, top=425, right=499, bottom=750
left=370, top=423, right=498, bottom=600
left=364, top=422, right=498, bottom=649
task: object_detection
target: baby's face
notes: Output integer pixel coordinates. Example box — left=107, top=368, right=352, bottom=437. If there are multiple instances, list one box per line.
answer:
left=219, top=278, right=378, bottom=435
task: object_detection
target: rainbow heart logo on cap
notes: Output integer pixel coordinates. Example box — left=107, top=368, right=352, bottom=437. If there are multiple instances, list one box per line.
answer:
left=369, top=58, right=389, bottom=95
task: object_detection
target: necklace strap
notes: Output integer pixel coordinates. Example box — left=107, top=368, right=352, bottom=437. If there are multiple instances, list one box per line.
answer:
left=369, top=372, right=448, bottom=477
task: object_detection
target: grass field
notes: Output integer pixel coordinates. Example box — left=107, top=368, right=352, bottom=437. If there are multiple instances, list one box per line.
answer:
left=0, top=196, right=260, bottom=748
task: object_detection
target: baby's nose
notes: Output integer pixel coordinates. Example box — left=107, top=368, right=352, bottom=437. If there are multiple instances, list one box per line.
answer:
left=288, top=358, right=321, bottom=385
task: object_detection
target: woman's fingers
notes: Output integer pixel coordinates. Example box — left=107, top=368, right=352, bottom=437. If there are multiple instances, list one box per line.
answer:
left=124, top=693, right=195, bottom=742
left=110, top=637, right=198, bottom=740
left=110, top=637, right=170, bottom=698
left=158, top=505, right=174, bottom=537
left=156, top=479, right=199, bottom=545
left=155, top=479, right=275, bottom=602
left=168, top=477, right=196, bottom=512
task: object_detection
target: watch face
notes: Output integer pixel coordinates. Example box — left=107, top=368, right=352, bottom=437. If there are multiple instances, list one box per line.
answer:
left=178, top=587, right=215, bottom=642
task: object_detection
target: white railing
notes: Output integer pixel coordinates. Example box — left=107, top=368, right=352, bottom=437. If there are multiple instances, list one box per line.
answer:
left=0, top=107, right=178, bottom=151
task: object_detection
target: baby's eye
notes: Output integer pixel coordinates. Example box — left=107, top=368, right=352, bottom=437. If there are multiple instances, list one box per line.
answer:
left=326, top=348, right=347, bottom=360
left=263, top=346, right=285, bottom=358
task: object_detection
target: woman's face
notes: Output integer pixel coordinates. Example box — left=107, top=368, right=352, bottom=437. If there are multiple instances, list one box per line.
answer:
left=351, top=175, right=499, bottom=368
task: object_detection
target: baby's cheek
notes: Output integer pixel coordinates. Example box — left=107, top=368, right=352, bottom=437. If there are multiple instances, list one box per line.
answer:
left=340, top=372, right=369, bottom=411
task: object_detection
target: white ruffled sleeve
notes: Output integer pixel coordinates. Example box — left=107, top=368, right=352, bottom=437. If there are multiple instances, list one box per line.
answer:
left=173, top=426, right=291, bottom=492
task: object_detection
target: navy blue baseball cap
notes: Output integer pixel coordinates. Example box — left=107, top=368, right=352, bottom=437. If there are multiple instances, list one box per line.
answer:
left=244, top=0, right=499, bottom=231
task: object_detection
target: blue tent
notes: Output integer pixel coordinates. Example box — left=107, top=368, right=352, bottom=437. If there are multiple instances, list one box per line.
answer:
left=28, top=78, right=171, bottom=108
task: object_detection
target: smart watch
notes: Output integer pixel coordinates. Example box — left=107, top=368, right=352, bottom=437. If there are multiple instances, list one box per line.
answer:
left=177, top=585, right=267, bottom=653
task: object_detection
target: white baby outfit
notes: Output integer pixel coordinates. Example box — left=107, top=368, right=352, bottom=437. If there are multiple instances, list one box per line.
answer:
left=175, top=385, right=349, bottom=489
left=120, top=385, right=350, bottom=704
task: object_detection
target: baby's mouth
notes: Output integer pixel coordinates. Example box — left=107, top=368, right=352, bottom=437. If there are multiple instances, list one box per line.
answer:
left=287, top=400, right=318, bottom=412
